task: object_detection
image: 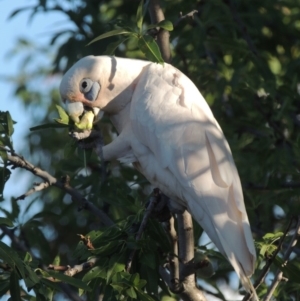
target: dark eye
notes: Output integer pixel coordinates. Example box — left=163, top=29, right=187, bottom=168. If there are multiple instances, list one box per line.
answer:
left=79, top=78, right=93, bottom=93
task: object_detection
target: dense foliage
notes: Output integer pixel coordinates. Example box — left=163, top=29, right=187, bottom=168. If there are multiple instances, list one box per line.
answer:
left=1, top=0, right=300, bottom=300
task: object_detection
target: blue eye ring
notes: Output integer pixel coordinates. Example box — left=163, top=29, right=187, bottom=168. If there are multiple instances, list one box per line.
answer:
left=85, top=82, right=101, bottom=101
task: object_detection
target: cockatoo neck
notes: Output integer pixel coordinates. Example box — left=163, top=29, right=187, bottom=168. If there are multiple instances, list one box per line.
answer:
left=99, top=56, right=150, bottom=114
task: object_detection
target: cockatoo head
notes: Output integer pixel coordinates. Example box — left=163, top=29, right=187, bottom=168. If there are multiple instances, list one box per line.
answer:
left=59, top=55, right=146, bottom=125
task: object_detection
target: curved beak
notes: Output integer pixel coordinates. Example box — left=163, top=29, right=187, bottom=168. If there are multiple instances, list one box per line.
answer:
left=65, top=101, right=84, bottom=123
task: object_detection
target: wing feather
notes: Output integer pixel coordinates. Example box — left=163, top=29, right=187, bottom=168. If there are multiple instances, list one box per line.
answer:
left=130, top=63, right=256, bottom=281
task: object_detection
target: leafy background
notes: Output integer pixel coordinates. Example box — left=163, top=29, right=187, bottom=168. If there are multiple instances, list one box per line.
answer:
left=1, top=0, right=300, bottom=300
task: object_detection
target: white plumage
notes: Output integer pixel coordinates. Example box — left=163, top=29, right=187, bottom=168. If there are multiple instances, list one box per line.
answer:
left=60, top=55, right=257, bottom=296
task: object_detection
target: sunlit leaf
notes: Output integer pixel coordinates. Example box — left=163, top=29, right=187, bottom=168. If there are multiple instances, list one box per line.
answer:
left=147, top=20, right=173, bottom=31
left=55, top=105, right=70, bottom=124
left=138, top=35, right=164, bottom=64
left=136, top=0, right=144, bottom=32
left=87, top=29, right=134, bottom=46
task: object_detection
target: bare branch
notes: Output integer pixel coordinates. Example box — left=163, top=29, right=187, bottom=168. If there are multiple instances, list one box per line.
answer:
left=167, top=215, right=181, bottom=293
left=180, top=258, right=210, bottom=279
left=16, top=181, right=50, bottom=200
left=177, top=211, right=208, bottom=301
left=2, top=147, right=114, bottom=227
left=148, top=0, right=171, bottom=63
left=49, top=257, right=98, bottom=277
left=174, top=10, right=198, bottom=27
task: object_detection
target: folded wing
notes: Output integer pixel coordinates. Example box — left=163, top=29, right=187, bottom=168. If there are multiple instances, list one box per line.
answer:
left=130, top=62, right=256, bottom=286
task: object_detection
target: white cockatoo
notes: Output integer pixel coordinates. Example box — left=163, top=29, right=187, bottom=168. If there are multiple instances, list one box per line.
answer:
left=60, top=55, right=257, bottom=296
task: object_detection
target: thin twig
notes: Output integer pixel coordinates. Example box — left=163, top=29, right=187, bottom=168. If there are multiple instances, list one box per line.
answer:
left=0, top=225, right=28, bottom=252
left=174, top=10, right=198, bottom=27
left=70, top=129, right=108, bottom=184
left=264, top=217, right=300, bottom=301
left=243, top=217, right=296, bottom=301
left=226, top=0, right=258, bottom=57
left=126, top=190, right=160, bottom=272
left=16, top=181, right=50, bottom=200
left=48, top=257, right=98, bottom=277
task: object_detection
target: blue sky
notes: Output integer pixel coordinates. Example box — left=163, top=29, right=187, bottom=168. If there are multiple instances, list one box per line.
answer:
left=0, top=1, right=69, bottom=205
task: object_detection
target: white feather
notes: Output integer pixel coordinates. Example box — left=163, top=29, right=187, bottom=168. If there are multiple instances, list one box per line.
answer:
left=129, top=62, right=256, bottom=289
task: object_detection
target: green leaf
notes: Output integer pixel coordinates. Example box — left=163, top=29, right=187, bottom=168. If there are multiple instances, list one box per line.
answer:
left=56, top=105, right=69, bottom=124
left=106, top=253, right=126, bottom=283
left=104, top=37, right=130, bottom=55
left=37, top=284, right=54, bottom=301
left=23, top=252, right=32, bottom=264
left=6, top=112, right=14, bottom=137
left=147, top=20, right=173, bottom=31
left=82, top=262, right=108, bottom=282
left=126, top=287, right=137, bottom=299
left=136, top=289, right=156, bottom=301
left=87, top=29, right=134, bottom=46
left=0, top=167, right=11, bottom=200
left=0, top=279, right=10, bottom=296
left=46, top=270, right=92, bottom=291
left=0, top=217, right=13, bottom=227
left=0, top=241, right=23, bottom=270
left=72, top=241, right=91, bottom=261
left=263, top=232, right=283, bottom=241
left=110, top=283, right=125, bottom=293
left=131, top=273, right=147, bottom=290
left=30, top=123, right=68, bottom=131
left=138, top=35, right=164, bottom=64
left=140, top=252, right=156, bottom=270
left=23, top=265, right=40, bottom=288
left=9, top=270, right=22, bottom=301
left=136, top=0, right=144, bottom=32
left=52, top=255, right=61, bottom=266
left=140, top=263, right=157, bottom=295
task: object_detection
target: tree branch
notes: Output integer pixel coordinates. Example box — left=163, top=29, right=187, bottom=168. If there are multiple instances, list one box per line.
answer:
left=48, top=257, right=98, bottom=277
left=177, top=211, right=208, bottom=301
left=174, top=10, right=198, bottom=27
left=148, top=0, right=171, bottom=63
left=2, top=147, right=114, bottom=227
left=16, top=181, right=50, bottom=200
